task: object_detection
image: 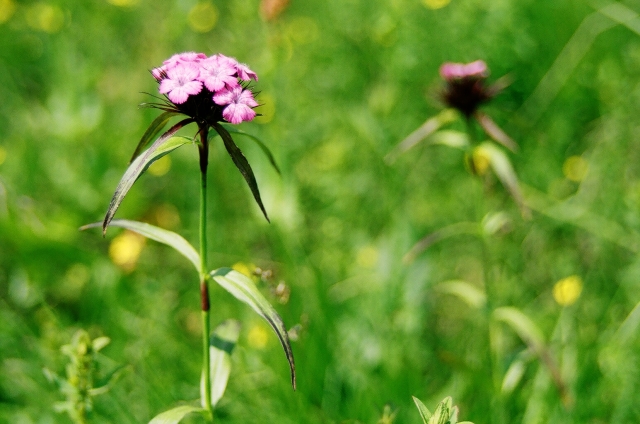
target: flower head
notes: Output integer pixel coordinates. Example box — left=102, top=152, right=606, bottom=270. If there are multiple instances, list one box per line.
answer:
left=440, top=60, right=496, bottom=117
left=150, top=51, right=259, bottom=125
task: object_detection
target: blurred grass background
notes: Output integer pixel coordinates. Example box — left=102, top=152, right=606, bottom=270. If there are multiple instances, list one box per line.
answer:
left=2, top=0, right=640, bottom=422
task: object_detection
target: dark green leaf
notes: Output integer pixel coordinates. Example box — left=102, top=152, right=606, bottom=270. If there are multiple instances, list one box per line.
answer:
left=221, top=124, right=281, bottom=175
left=212, top=122, right=269, bottom=222
left=130, top=111, right=179, bottom=163
left=102, top=121, right=194, bottom=235
left=210, top=268, right=295, bottom=389
left=81, top=219, right=200, bottom=273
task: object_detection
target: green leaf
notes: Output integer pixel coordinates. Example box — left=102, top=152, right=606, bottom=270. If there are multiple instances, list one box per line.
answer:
left=212, top=123, right=270, bottom=222
left=81, top=219, right=200, bottom=273
left=412, top=396, right=432, bottom=424
left=474, top=112, right=518, bottom=152
left=210, top=268, right=296, bottom=389
left=148, top=405, right=204, bottom=424
left=403, top=222, right=479, bottom=264
left=102, top=123, right=194, bottom=235
left=130, top=111, right=180, bottom=163
left=435, top=280, right=486, bottom=309
left=430, top=396, right=452, bottom=424
left=201, top=320, right=241, bottom=408
left=476, top=142, right=531, bottom=219
left=385, top=108, right=459, bottom=164
left=221, top=124, right=281, bottom=175
left=493, top=307, right=545, bottom=354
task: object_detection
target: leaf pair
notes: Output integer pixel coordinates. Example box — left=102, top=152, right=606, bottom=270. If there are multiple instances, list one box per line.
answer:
left=81, top=219, right=296, bottom=392
left=103, top=114, right=280, bottom=235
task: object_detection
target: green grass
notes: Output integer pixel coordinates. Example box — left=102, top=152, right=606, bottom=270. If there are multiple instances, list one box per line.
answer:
left=2, top=0, right=640, bottom=423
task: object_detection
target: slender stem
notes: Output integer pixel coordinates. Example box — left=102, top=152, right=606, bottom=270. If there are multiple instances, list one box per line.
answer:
left=467, top=116, right=505, bottom=424
left=198, top=126, right=213, bottom=422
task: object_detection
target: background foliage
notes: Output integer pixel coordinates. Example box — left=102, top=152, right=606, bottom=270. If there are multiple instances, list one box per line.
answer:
left=1, top=0, right=640, bottom=422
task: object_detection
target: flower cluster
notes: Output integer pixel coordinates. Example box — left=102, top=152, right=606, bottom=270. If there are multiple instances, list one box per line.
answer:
left=152, top=52, right=259, bottom=125
left=439, top=60, right=497, bottom=117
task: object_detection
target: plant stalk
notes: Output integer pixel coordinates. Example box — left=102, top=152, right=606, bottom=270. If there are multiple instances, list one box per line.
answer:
left=198, top=126, right=213, bottom=422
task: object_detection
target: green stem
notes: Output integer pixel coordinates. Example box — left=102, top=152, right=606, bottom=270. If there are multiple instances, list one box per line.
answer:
left=467, top=116, right=505, bottom=424
left=198, top=126, right=213, bottom=422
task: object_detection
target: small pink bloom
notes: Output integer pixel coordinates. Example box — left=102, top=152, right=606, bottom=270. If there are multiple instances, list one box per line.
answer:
left=151, top=66, right=166, bottom=81
left=213, top=86, right=259, bottom=124
left=158, top=63, right=203, bottom=104
left=163, top=52, right=207, bottom=70
left=440, top=60, right=487, bottom=81
left=236, top=62, right=258, bottom=81
left=198, top=55, right=239, bottom=92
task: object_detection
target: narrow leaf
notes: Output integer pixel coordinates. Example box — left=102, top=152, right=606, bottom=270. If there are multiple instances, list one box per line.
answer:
left=213, top=123, right=270, bottom=222
left=430, top=396, right=452, bottom=424
left=493, top=307, right=545, bottom=354
left=130, top=111, right=179, bottom=163
left=435, top=280, right=486, bottom=309
left=102, top=121, right=194, bottom=234
left=81, top=219, right=200, bottom=273
left=222, top=124, right=281, bottom=175
left=210, top=268, right=295, bottom=389
left=412, top=396, right=433, bottom=424
left=148, top=405, right=204, bottom=424
left=200, top=320, right=241, bottom=408
left=477, top=142, right=531, bottom=219
left=403, top=222, right=479, bottom=264
left=474, top=112, right=518, bottom=152
left=385, top=108, right=458, bottom=164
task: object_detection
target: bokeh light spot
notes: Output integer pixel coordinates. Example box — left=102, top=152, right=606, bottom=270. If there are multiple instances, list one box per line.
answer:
left=232, top=262, right=255, bottom=278
left=422, top=0, right=451, bottom=9
left=563, top=155, right=588, bottom=182
left=286, top=17, right=318, bottom=45
left=0, top=0, right=17, bottom=24
left=26, top=3, right=64, bottom=33
left=356, top=246, right=379, bottom=269
left=553, top=275, right=583, bottom=306
left=470, top=147, right=491, bottom=176
left=254, top=93, right=275, bottom=124
left=148, top=155, right=171, bottom=176
left=107, top=0, right=139, bottom=6
left=109, top=231, right=145, bottom=272
left=247, top=324, right=269, bottom=349
left=188, top=1, right=218, bottom=33
left=154, top=203, right=180, bottom=229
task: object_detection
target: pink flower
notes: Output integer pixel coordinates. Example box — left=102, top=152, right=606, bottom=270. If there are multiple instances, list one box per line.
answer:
left=213, top=86, right=259, bottom=124
left=163, top=52, right=207, bottom=70
left=236, top=62, right=258, bottom=81
left=440, top=60, right=487, bottom=81
left=158, top=64, right=203, bottom=104
left=198, top=54, right=239, bottom=92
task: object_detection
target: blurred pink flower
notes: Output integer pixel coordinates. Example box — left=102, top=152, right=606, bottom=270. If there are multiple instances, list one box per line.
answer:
left=439, top=60, right=487, bottom=81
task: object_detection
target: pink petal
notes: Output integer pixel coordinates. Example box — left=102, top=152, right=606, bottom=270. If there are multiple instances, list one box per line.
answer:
left=236, top=63, right=258, bottom=81
left=223, top=103, right=256, bottom=124
left=213, top=86, right=240, bottom=105
left=238, top=89, right=259, bottom=107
